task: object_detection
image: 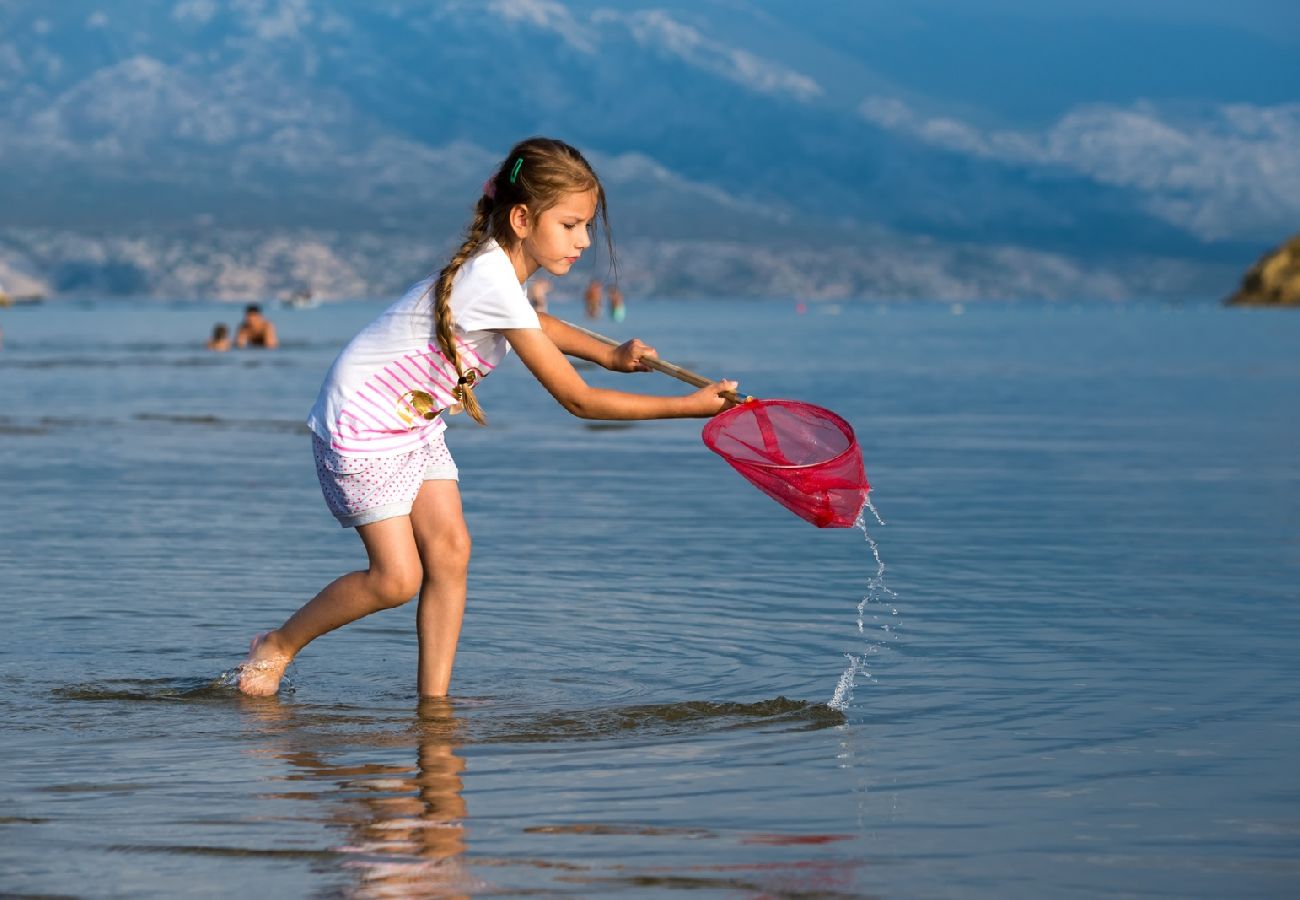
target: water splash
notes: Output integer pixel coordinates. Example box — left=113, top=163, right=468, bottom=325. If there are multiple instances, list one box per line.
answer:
left=215, top=664, right=297, bottom=695
left=828, top=495, right=897, bottom=712
left=829, top=653, right=869, bottom=710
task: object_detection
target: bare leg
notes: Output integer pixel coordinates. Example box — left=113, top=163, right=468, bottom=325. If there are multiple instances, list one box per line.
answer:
left=411, top=480, right=471, bottom=698
left=239, top=516, right=424, bottom=696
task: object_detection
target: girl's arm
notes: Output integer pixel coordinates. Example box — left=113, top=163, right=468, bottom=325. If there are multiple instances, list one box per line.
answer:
left=500, top=328, right=736, bottom=420
left=536, top=312, right=652, bottom=373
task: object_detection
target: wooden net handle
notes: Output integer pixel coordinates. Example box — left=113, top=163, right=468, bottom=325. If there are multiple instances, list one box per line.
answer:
left=561, top=320, right=751, bottom=403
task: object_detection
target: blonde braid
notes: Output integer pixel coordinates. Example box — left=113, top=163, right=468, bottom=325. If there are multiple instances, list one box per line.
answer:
left=432, top=195, right=492, bottom=425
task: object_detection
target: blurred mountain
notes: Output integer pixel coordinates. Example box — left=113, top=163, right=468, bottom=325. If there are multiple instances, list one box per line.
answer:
left=1, top=0, right=1296, bottom=300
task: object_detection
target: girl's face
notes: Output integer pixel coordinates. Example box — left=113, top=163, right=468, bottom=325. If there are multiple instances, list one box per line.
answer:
left=507, top=189, right=598, bottom=283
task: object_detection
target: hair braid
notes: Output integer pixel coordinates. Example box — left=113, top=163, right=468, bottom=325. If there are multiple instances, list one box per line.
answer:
left=431, top=195, right=492, bottom=425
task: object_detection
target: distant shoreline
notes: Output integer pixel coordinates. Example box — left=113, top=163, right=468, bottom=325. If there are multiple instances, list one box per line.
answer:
left=0, top=226, right=1243, bottom=305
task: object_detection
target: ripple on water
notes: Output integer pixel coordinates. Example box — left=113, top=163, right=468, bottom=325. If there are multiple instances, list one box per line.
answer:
left=47, top=677, right=841, bottom=743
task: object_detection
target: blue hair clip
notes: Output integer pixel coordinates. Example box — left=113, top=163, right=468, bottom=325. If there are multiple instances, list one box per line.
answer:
left=509, top=157, right=523, bottom=184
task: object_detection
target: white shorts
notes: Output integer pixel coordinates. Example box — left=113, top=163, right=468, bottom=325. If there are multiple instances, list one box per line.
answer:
left=312, top=433, right=459, bottom=528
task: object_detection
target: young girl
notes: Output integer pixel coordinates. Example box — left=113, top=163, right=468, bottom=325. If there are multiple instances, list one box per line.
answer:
left=238, top=137, right=737, bottom=697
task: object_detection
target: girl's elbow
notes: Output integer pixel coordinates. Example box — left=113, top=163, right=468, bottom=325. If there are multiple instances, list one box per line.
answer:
left=557, top=392, right=593, bottom=418
left=560, top=388, right=616, bottom=420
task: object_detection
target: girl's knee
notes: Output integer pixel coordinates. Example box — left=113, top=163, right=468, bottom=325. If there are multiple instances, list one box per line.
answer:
left=428, top=524, right=472, bottom=573
left=370, top=562, right=423, bottom=608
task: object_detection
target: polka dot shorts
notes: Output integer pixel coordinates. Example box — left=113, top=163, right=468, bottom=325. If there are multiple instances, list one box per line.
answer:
left=312, top=433, right=459, bottom=528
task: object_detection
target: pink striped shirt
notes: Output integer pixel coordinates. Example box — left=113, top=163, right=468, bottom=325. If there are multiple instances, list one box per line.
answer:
left=307, top=240, right=541, bottom=456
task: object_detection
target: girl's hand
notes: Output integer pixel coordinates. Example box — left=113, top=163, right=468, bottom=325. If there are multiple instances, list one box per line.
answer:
left=611, top=338, right=655, bottom=372
left=686, top=380, right=740, bottom=417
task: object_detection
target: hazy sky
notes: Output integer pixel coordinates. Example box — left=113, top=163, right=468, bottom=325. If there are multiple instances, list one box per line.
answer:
left=732, top=0, right=1299, bottom=122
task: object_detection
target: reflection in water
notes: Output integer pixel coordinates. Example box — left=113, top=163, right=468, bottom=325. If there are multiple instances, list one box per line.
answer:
left=45, top=680, right=857, bottom=892
left=243, top=698, right=481, bottom=898
left=224, top=693, right=853, bottom=895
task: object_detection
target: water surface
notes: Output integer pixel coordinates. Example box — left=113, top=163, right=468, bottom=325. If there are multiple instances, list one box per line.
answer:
left=2, top=298, right=1297, bottom=897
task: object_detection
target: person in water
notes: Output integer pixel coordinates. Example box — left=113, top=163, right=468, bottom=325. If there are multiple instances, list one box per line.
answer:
left=206, top=323, right=231, bottom=352
left=237, top=137, right=738, bottom=697
left=583, top=278, right=602, bottom=319
left=526, top=275, right=551, bottom=313
left=235, top=304, right=279, bottom=349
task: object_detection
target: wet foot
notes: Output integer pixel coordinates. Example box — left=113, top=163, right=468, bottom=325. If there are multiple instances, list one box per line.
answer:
left=238, top=632, right=293, bottom=696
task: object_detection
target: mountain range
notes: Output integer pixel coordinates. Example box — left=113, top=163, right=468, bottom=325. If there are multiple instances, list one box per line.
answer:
left=1, top=0, right=1297, bottom=301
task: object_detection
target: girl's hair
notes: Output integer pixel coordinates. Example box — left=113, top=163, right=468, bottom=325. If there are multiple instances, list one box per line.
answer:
left=430, top=136, right=613, bottom=425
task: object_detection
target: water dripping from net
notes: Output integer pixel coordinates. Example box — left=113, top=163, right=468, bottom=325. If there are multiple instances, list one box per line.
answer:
left=828, top=495, right=897, bottom=712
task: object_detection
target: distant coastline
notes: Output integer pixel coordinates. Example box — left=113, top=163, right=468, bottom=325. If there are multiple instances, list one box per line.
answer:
left=0, top=226, right=1242, bottom=304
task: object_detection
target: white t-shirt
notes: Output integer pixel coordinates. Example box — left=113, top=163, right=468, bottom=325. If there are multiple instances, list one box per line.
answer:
left=307, top=239, right=541, bottom=456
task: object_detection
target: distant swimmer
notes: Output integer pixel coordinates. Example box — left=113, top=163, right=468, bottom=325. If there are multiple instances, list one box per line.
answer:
left=584, top=278, right=602, bottom=319
left=608, top=285, right=626, bottom=322
left=206, top=323, right=231, bottom=352
left=527, top=276, right=551, bottom=313
left=236, top=304, right=279, bottom=349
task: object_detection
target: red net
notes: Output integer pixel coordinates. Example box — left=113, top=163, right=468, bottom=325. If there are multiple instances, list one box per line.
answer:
left=702, top=399, right=869, bottom=528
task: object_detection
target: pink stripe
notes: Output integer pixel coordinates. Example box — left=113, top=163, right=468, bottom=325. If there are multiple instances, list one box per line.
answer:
left=356, top=389, right=403, bottom=430
left=417, top=350, right=459, bottom=394
left=330, top=421, right=446, bottom=455
left=391, top=358, right=427, bottom=389
left=426, top=342, right=474, bottom=372
left=331, top=436, right=417, bottom=454
left=333, top=429, right=418, bottom=451
left=343, top=401, right=389, bottom=434
left=389, top=359, right=455, bottom=407
left=358, top=383, right=401, bottom=419
left=353, top=391, right=395, bottom=428
left=372, top=372, right=405, bottom=400
left=337, top=412, right=364, bottom=437
left=456, top=338, right=489, bottom=369
left=339, top=409, right=369, bottom=428
left=425, top=343, right=450, bottom=365
left=331, top=415, right=374, bottom=448
left=426, top=340, right=493, bottom=380
left=381, top=364, right=420, bottom=393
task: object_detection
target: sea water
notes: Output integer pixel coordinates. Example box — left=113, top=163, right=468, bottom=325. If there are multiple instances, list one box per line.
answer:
left=1, top=297, right=1298, bottom=897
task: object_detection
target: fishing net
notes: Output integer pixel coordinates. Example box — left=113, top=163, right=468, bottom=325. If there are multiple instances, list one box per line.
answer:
left=702, top=399, right=869, bottom=528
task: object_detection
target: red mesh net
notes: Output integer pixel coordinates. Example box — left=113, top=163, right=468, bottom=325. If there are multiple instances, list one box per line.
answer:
left=702, top=399, right=869, bottom=528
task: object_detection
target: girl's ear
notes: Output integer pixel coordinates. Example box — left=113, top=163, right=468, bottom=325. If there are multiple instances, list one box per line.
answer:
left=508, top=203, right=531, bottom=240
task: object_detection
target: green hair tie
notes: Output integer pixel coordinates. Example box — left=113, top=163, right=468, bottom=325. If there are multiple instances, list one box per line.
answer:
left=509, top=157, right=523, bottom=184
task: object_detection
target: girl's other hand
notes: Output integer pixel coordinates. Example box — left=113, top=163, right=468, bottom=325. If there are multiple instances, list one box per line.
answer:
left=612, top=338, right=655, bottom=372
left=688, top=380, right=740, bottom=417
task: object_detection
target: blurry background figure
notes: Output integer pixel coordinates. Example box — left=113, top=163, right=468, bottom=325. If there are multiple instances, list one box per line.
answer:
left=527, top=276, right=551, bottom=313
left=235, top=304, right=279, bottom=349
left=608, top=285, right=626, bottom=322
left=284, top=286, right=316, bottom=309
left=583, top=279, right=602, bottom=319
left=206, top=323, right=231, bottom=352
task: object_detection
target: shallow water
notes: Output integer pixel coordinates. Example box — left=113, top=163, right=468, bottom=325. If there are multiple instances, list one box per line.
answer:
left=2, top=297, right=1298, bottom=897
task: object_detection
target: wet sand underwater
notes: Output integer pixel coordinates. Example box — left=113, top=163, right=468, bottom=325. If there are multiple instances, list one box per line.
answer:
left=2, top=298, right=1299, bottom=897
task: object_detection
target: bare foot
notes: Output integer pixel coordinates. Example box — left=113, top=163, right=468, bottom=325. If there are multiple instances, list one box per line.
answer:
left=238, top=631, right=293, bottom=696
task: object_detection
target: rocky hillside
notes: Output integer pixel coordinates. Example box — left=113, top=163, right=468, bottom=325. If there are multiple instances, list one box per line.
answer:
left=0, top=0, right=1293, bottom=300
left=1225, top=235, right=1300, bottom=307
